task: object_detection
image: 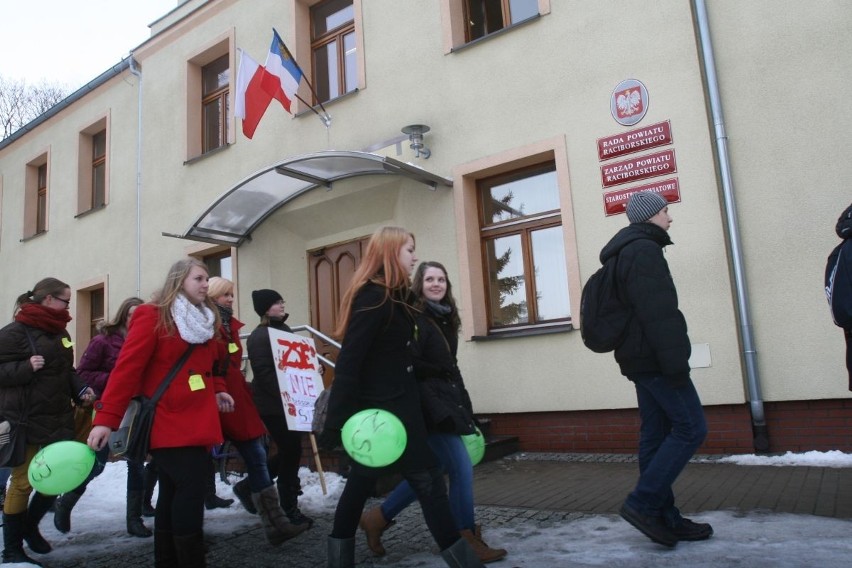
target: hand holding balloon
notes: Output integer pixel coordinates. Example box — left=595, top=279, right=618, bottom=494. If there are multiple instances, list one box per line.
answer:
left=28, top=441, right=96, bottom=496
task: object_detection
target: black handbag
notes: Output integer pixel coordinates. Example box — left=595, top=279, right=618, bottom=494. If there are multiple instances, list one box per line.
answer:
left=0, top=324, right=40, bottom=468
left=109, top=344, right=195, bottom=461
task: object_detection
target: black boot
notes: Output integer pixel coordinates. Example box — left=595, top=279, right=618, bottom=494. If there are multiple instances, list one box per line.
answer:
left=232, top=478, right=257, bottom=514
left=204, top=463, right=233, bottom=510
left=2, top=513, right=43, bottom=566
left=24, top=493, right=55, bottom=555
left=441, top=537, right=486, bottom=567
left=53, top=490, right=83, bottom=533
left=142, top=462, right=158, bottom=517
left=154, top=529, right=178, bottom=568
left=327, top=536, right=355, bottom=568
left=173, top=532, right=206, bottom=568
left=278, top=479, right=313, bottom=527
left=126, top=490, right=153, bottom=538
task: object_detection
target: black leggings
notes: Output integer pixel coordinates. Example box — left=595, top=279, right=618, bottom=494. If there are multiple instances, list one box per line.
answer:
left=260, top=413, right=304, bottom=497
left=331, top=466, right=459, bottom=551
left=150, top=446, right=208, bottom=536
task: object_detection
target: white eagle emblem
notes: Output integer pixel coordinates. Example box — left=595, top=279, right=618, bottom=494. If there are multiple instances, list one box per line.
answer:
left=616, top=89, right=642, bottom=117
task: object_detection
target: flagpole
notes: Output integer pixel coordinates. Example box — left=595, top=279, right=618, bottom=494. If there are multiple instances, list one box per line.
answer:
left=294, top=93, right=332, bottom=127
left=273, top=28, right=332, bottom=126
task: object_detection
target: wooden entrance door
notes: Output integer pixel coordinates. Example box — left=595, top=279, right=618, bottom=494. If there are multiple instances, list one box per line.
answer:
left=308, top=237, right=366, bottom=388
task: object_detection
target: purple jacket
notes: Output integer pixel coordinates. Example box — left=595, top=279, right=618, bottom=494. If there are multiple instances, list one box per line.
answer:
left=77, top=332, right=125, bottom=397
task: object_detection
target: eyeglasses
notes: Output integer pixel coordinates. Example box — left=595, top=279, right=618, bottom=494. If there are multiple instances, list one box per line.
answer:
left=52, top=296, right=71, bottom=308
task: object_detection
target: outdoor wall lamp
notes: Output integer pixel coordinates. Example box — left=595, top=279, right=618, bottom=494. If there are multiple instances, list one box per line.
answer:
left=401, top=124, right=431, bottom=159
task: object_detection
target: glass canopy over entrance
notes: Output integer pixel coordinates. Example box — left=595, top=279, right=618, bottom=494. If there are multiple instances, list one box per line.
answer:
left=165, top=150, right=452, bottom=247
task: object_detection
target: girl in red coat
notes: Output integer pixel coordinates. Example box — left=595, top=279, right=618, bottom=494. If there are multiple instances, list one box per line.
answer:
left=206, top=277, right=307, bottom=545
left=88, top=258, right=234, bottom=567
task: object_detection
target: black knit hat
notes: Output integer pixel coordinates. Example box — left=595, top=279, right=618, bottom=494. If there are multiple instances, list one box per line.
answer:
left=626, top=191, right=668, bottom=224
left=252, top=289, right=283, bottom=317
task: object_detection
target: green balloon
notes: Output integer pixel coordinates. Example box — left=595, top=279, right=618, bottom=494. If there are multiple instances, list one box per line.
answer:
left=28, top=441, right=96, bottom=496
left=461, top=428, right=485, bottom=466
left=341, top=408, right=407, bottom=468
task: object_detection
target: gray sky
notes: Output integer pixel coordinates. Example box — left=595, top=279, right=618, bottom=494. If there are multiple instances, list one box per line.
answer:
left=0, top=0, right=176, bottom=89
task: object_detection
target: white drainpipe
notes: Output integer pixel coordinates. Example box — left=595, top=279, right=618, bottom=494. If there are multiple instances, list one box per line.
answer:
left=129, top=56, right=143, bottom=299
left=693, top=0, right=769, bottom=451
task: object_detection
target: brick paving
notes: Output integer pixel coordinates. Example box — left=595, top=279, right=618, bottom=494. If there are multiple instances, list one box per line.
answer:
left=28, top=453, right=852, bottom=567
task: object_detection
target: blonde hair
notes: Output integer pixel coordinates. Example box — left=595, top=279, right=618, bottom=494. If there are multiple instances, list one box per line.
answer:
left=333, top=226, right=414, bottom=338
left=207, top=277, right=233, bottom=303
left=155, top=258, right=220, bottom=334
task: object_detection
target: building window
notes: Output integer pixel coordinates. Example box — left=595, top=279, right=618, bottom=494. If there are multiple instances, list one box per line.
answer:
left=464, top=0, right=539, bottom=41
left=479, top=163, right=569, bottom=329
left=77, top=118, right=109, bottom=214
left=91, top=131, right=106, bottom=208
left=453, top=137, right=581, bottom=338
left=311, top=0, right=357, bottom=104
left=24, top=153, right=49, bottom=239
left=439, top=0, right=547, bottom=53
left=89, top=287, right=105, bottom=340
left=202, top=54, right=230, bottom=153
left=36, top=164, right=47, bottom=234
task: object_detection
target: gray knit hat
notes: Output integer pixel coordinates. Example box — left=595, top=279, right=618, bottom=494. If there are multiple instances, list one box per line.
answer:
left=626, top=191, right=668, bottom=224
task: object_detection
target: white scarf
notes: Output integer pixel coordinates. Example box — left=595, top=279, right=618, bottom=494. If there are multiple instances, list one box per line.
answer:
left=171, top=293, right=215, bottom=344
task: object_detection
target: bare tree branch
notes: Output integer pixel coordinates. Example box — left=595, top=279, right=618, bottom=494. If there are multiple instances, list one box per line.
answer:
left=0, top=75, right=71, bottom=140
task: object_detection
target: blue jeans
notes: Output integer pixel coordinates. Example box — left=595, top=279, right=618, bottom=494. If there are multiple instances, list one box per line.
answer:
left=381, top=433, right=475, bottom=531
left=625, top=375, right=707, bottom=521
left=233, top=437, right=272, bottom=492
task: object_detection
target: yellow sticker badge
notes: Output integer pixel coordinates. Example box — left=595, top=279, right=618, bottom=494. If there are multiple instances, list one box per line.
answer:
left=62, top=337, right=74, bottom=348
left=228, top=342, right=238, bottom=354
left=188, top=374, right=206, bottom=391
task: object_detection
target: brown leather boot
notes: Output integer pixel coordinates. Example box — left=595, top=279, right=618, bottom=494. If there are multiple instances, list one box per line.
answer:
left=251, top=486, right=310, bottom=546
left=461, top=529, right=507, bottom=564
left=358, top=507, right=391, bottom=556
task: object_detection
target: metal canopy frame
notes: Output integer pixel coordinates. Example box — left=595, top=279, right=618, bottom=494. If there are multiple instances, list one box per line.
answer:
left=164, top=150, right=452, bottom=247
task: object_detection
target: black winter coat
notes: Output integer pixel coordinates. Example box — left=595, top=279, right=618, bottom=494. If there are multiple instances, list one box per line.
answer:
left=0, top=322, right=87, bottom=445
left=324, top=282, right=434, bottom=475
left=413, top=311, right=476, bottom=436
left=599, top=223, right=691, bottom=386
left=247, top=318, right=293, bottom=417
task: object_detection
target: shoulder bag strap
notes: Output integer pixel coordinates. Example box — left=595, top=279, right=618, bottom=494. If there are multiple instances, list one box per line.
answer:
left=148, top=344, right=196, bottom=406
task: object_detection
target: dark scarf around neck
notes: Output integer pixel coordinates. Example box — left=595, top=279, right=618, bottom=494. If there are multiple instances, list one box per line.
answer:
left=15, top=302, right=72, bottom=334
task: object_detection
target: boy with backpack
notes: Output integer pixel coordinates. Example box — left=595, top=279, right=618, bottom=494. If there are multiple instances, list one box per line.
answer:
left=825, top=203, right=852, bottom=389
left=593, top=190, right=711, bottom=547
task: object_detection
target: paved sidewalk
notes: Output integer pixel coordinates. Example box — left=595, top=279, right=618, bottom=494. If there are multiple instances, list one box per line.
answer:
left=33, top=453, right=852, bottom=567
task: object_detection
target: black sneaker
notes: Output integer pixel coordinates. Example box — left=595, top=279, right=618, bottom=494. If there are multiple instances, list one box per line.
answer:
left=619, top=502, right=678, bottom=547
left=670, top=517, right=713, bottom=541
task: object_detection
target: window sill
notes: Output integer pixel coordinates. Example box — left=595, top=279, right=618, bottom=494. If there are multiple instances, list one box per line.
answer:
left=185, top=142, right=231, bottom=166
left=471, top=322, right=573, bottom=342
left=450, top=14, right=541, bottom=55
left=294, top=88, right=359, bottom=120
left=20, top=230, right=48, bottom=243
left=75, top=204, right=107, bottom=219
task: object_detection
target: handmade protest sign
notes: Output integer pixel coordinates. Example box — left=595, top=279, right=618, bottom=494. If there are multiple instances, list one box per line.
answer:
left=268, top=328, right=323, bottom=432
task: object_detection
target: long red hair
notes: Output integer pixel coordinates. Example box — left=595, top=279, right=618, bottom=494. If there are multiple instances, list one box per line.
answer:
left=333, top=226, right=415, bottom=338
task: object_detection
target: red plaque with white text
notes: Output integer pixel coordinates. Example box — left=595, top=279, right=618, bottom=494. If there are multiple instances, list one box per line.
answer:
left=597, top=121, right=673, bottom=161
left=600, top=149, right=677, bottom=189
left=603, top=178, right=681, bottom=216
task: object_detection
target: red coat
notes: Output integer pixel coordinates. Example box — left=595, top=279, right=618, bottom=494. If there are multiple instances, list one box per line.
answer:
left=93, top=303, right=226, bottom=450
left=217, top=317, right=267, bottom=441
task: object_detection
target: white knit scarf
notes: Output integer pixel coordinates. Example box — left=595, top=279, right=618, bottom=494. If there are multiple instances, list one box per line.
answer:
left=171, top=293, right=215, bottom=344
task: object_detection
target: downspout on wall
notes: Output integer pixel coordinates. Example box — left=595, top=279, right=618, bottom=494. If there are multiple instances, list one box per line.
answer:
left=129, top=57, right=143, bottom=299
left=693, top=0, right=769, bottom=451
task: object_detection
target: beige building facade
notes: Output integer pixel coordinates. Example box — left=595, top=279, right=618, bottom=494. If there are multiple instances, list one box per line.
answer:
left=1, top=0, right=850, bottom=454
